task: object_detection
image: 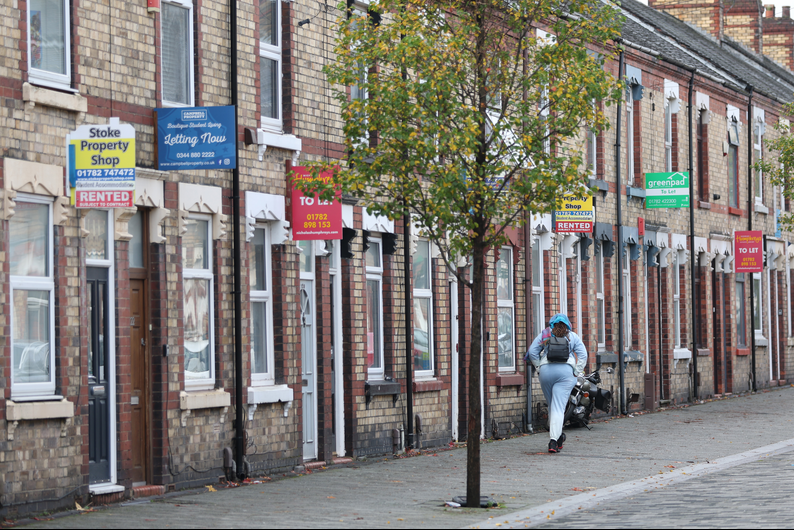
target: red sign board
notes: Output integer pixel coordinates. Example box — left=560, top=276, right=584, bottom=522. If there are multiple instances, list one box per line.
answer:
left=638, top=217, right=645, bottom=237
left=734, top=231, right=763, bottom=273
left=555, top=221, right=592, bottom=233
left=75, top=189, right=134, bottom=208
left=290, top=166, right=342, bottom=241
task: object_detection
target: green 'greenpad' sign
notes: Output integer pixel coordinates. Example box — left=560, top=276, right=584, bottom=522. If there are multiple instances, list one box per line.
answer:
left=645, top=172, right=690, bottom=208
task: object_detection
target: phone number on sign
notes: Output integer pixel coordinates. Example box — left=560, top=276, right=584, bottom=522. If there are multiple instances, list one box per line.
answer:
left=176, top=152, right=215, bottom=159
left=303, top=221, right=332, bottom=229
left=76, top=168, right=134, bottom=177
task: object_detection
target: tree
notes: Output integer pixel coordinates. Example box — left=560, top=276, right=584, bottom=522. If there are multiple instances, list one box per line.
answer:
left=303, top=0, right=623, bottom=507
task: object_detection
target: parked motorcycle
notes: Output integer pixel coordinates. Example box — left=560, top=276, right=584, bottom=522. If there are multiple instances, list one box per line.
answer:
left=539, top=367, right=613, bottom=431
left=564, top=367, right=613, bottom=429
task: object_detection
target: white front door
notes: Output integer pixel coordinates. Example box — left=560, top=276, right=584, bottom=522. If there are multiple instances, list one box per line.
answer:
left=298, top=241, right=317, bottom=460
left=301, top=279, right=317, bottom=459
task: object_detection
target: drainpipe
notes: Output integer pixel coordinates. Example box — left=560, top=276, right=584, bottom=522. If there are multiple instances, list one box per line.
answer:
left=688, top=70, right=699, bottom=401
left=747, top=84, right=757, bottom=392
left=404, top=208, right=414, bottom=449
left=524, top=214, right=533, bottom=432
left=615, top=43, right=627, bottom=415
left=229, top=0, right=244, bottom=477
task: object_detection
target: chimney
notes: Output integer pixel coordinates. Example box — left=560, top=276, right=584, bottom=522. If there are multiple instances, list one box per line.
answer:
left=723, top=0, right=764, bottom=53
left=648, top=0, right=723, bottom=41
left=762, top=5, right=794, bottom=70
left=765, top=4, right=775, bottom=17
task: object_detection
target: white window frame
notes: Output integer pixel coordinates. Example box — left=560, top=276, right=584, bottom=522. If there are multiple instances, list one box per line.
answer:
left=595, top=242, right=605, bottom=351
left=623, top=250, right=632, bottom=351
left=531, top=238, right=545, bottom=338
left=664, top=100, right=673, bottom=172
left=366, top=238, right=385, bottom=380
left=754, top=121, right=764, bottom=204
left=586, top=102, right=597, bottom=176
left=183, top=215, right=215, bottom=391
left=626, top=88, right=635, bottom=185
left=160, top=0, right=195, bottom=107
left=27, top=0, right=72, bottom=90
left=497, top=246, right=515, bottom=372
left=250, top=225, right=275, bottom=385
left=259, top=0, right=282, bottom=132
left=413, top=239, right=434, bottom=379
left=753, top=271, right=766, bottom=342
left=10, top=195, right=56, bottom=399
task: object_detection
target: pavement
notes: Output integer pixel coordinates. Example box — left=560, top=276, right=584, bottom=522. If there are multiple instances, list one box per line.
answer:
left=12, top=386, right=794, bottom=529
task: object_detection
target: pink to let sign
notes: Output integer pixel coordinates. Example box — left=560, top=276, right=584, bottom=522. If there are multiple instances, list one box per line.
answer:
left=290, top=166, right=342, bottom=241
left=734, top=231, right=763, bottom=273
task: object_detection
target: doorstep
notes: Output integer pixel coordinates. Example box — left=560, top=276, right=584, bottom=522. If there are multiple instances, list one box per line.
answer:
left=132, top=485, right=166, bottom=499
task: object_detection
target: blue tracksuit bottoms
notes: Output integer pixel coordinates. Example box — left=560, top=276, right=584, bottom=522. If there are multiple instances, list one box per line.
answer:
left=539, top=363, right=577, bottom=441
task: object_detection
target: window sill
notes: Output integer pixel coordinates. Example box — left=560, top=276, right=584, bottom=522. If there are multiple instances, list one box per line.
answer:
left=755, top=336, right=768, bottom=347
left=6, top=398, right=74, bottom=421
left=698, top=201, right=711, bottom=210
left=626, top=186, right=646, bottom=199
left=589, top=178, right=609, bottom=193
left=754, top=202, right=769, bottom=215
left=623, top=350, right=644, bottom=363
left=596, top=352, right=618, bottom=364
left=413, top=379, right=443, bottom=393
left=496, top=374, right=525, bottom=387
left=673, top=348, right=692, bottom=360
left=259, top=130, right=302, bottom=152
left=735, top=347, right=751, bottom=356
left=179, top=389, right=231, bottom=411
left=248, top=384, right=293, bottom=405
left=728, top=207, right=743, bottom=217
left=247, top=385, right=293, bottom=420
left=365, top=379, right=401, bottom=409
left=697, top=348, right=710, bottom=357
left=23, top=82, right=87, bottom=113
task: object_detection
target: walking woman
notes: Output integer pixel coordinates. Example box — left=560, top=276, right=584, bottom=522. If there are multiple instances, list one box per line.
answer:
left=526, top=314, right=588, bottom=453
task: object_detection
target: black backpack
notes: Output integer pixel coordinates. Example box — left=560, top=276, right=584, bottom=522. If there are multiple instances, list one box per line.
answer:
left=544, top=335, right=571, bottom=363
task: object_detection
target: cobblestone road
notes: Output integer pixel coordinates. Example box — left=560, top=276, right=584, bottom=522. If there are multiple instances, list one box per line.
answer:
left=16, top=387, right=794, bottom=529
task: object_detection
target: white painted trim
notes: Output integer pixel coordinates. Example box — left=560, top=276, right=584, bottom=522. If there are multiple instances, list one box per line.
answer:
left=135, top=178, right=165, bottom=209
left=248, top=384, right=293, bottom=404
left=329, top=240, right=345, bottom=456
left=363, top=210, right=394, bottom=234
left=342, top=204, right=354, bottom=229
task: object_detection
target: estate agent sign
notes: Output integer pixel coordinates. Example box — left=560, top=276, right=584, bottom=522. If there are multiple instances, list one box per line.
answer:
left=554, top=193, right=594, bottom=233
left=290, top=166, right=342, bottom=241
left=734, top=231, right=764, bottom=273
left=645, top=171, right=690, bottom=208
left=156, top=106, right=236, bottom=171
left=67, top=118, right=136, bottom=208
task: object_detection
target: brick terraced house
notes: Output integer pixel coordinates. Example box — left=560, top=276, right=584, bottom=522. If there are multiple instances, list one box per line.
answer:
left=2, top=0, right=794, bottom=518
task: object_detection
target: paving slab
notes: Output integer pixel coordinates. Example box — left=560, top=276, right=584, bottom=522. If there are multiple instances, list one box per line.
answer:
left=17, top=387, right=794, bottom=529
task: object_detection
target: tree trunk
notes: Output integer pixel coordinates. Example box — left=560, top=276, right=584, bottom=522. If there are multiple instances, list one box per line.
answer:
left=466, top=241, right=485, bottom=507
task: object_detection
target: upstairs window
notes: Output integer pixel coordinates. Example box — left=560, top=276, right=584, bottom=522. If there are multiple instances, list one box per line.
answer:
left=259, top=0, right=282, bottom=131
left=736, top=273, right=747, bottom=348
left=664, top=101, right=673, bottom=172
left=728, top=120, right=740, bottom=209
left=626, top=88, right=635, bottom=185
left=754, top=120, right=764, bottom=204
left=28, top=0, right=71, bottom=89
left=697, top=112, right=709, bottom=202
left=162, top=0, right=195, bottom=106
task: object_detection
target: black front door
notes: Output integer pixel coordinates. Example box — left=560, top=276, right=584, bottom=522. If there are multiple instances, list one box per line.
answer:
left=88, top=267, right=111, bottom=484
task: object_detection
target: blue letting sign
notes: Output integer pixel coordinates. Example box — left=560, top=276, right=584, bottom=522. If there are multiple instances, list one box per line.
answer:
left=156, top=106, right=236, bottom=170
